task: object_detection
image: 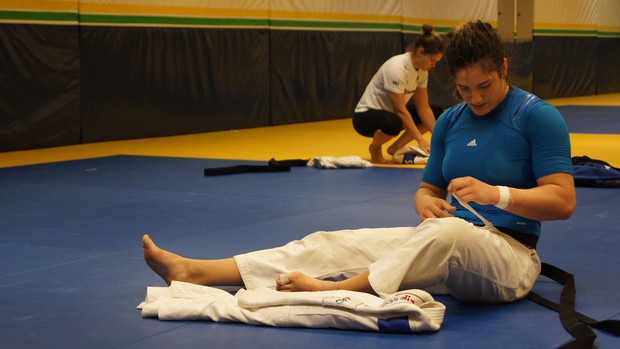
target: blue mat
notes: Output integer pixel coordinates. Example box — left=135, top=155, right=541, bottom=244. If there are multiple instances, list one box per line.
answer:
left=556, top=105, right=620, bottom=134
left=1, top=155, right=619, bottom=349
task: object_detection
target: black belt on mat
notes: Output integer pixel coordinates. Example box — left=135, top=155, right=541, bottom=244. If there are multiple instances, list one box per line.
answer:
left=527, top=263, right=620, bottom=348
left=204, top=158, right=308, bottom=176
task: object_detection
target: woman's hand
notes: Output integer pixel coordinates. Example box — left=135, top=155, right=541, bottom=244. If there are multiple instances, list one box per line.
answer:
left=415, top=184, right=455, bottom=221
left=417, top=138, right=431, bottom=155
left=447, top=176, right=498, bottom=205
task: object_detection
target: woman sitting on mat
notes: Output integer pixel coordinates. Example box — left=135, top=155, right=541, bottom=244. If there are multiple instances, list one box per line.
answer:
left=143, top=20, right=576, bottom=304
left=353, top=24, right=444, bottom=163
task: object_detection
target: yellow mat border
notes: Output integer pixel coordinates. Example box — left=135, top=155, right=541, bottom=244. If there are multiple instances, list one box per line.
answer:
left=1, top=94, right=619, bottom=169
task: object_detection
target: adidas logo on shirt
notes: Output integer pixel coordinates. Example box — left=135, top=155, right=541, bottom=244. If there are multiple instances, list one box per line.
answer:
left=467, top=139, right=477, bottom=147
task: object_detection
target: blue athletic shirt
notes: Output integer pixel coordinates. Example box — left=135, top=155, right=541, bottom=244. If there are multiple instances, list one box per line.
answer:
left=422, top=87, right=573, bottom=239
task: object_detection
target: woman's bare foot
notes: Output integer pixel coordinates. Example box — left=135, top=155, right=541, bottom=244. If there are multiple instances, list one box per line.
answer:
left=386, top=143, right=399, bottom=156
left=369, top=144, right=386, bottom=164
left=142, top=234, right=193, bottom=285
left=275, top=271, right=338, bottom=292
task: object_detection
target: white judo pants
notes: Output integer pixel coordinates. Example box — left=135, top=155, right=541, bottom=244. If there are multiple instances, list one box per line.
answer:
left=235, top=217, right=541, bottom=303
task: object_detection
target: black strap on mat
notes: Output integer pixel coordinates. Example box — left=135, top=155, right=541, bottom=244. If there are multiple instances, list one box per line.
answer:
left=527, top=263, right=620, bottom=348
left=204, top=158, right=308, bottom=176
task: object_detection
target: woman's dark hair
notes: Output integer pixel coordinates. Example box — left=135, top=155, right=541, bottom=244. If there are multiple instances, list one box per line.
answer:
left=410, top=24, right=444, bottom=55
left=444, top=20, right=505, bottom=78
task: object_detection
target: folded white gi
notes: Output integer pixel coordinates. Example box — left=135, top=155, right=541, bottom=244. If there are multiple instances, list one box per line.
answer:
left=391, top=145, right=429, bottom=164
left=138, top=281, right=445, bottom=333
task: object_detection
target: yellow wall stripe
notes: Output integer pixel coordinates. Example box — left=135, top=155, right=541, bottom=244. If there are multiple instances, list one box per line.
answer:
left=79, top=3, right=267, bottom=19
left=1, top=0, right=619, bottom=38
left=0, top=0, right=77, bottom=12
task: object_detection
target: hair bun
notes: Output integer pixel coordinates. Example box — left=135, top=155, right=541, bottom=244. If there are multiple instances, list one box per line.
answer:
left=422, top=24, right=434, bottom=36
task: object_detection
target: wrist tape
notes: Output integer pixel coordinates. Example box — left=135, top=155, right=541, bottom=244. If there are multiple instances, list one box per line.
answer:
left=495, top=186, right=511, bottom=209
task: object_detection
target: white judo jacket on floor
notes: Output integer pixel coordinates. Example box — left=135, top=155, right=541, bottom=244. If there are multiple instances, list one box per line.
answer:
left=138, top=281, right=445, bottom=333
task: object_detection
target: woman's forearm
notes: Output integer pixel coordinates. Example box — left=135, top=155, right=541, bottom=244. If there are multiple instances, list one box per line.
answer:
left=500, top=175, right=576, bottom=221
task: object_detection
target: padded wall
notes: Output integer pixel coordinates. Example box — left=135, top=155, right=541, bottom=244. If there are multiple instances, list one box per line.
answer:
left=270, top=30, right=403, bottom=125
left=505, top=41, right=534, bottom=92
left=1, top=0, right=619, bottom=152
left=597, top=38, right=620, bottom=94
left=80, top=27, right=270, bottom=143
left=0, top=24, right=80, bottom=151
left=532, top=36, right=598, bottom=99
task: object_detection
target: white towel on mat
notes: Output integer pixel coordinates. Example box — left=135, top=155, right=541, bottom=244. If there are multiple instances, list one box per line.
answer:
left=307, top=156, right=373, bottom=169
left=137, top=281, right=445, bottom=333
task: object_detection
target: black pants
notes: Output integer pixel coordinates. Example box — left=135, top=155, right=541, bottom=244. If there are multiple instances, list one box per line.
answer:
left=353, top=103, right=444, bottom=137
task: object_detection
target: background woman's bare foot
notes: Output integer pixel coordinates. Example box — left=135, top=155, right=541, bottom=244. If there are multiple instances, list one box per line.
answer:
left=142, top=234, right=191, bottom=285
left=369, top=144, right=386, bottom=164
left=276, top=271, right=338, bottom=292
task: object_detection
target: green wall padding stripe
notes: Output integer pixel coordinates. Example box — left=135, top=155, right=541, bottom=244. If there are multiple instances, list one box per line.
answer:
left=268, top=19, right=400, bottom=31
left=0, top=10, right=77, bottom=23
left=534, top=28, right=598, bottom=36
left=598, top=31, right=620, bottom=38
left=401, top=24, right=452, bottom=34
left=78, top=14, right=268, bottom=27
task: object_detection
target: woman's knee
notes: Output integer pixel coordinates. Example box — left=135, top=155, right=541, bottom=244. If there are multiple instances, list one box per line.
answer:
left=418, top=217, right=471, bottom=244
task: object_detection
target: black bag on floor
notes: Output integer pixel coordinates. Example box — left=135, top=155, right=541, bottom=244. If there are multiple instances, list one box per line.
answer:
left=571, top=156, right=620, bottom=187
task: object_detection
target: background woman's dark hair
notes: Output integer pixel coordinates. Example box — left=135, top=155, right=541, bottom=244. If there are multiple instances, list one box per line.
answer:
left=410, top=24, right=444, bottom=54
left=444, top=20, right=505, bottom=78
